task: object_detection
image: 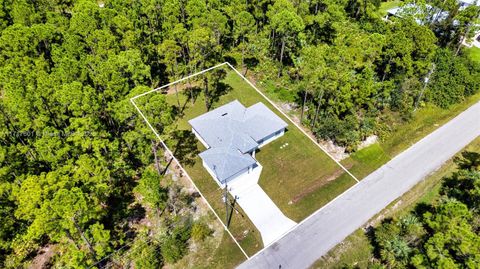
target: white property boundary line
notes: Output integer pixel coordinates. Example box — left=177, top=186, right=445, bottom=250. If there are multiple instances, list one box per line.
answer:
left=131, top=62, right=228, bottom=101
left=225, top=62, right=360, bottom=183
left=130, top=62, right=361, bottom=262
left=224, top=63, right=364, bottom=260
left=130, top=97, right=250, bottom=259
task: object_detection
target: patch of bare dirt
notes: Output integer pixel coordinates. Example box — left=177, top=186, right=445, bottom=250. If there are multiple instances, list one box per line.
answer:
left=164, top=152, right=200, bottom=195
left=278, top=102, right=298, bottom=113
left=164, top=80, right=201, bottom=95
left=162, top=153, right=228, bottom=269
left=318, top=140, right=349, bottom=161
left=290, top=163, right=354, bottom=204
left=357, top=135, right=378, bottom=151
left=163, top=150, right=224, bottom=228
left=30, top=245, right=55, bottom=269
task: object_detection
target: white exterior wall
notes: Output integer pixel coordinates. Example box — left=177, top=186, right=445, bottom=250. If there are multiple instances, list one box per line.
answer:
left=202, top=160, right=253, bottom=188
left=192, top=128, right=210, bottom=149
left=198, top=127, right=285, bottom=187
left=228, top=163, right=263, bottom=192
left=202, top=160, right=222, bottom=187
left=258, top=129, right=285, bottom=148
left=227, top=167, right=252, bottom=184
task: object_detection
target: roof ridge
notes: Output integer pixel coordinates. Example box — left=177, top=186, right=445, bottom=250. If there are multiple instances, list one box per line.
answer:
left=190, top=100, right=287, bottom=182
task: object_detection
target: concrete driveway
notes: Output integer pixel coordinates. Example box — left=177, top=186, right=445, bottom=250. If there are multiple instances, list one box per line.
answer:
left=228, top=165, right=297, bottom=246
left=239, top=102, right=480, bottom=268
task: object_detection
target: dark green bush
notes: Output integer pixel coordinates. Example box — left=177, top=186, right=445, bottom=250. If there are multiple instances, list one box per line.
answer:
left=428, top=49, right=480, bottom=108
left=161, top=221, right=192, bottom=264
left=191, top=222, right=212, bottom=242
left=133, top=242, right=163, bottom=269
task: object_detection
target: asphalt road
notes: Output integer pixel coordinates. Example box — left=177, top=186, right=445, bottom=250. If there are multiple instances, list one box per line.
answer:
left=238, top=101, right=480, bottom=269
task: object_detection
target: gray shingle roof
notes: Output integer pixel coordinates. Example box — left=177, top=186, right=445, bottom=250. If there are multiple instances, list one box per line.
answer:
left=189, top=114, right=258, bottom=154
left=189, top=100, right=288, bottom=183
left=199, top=147, right=257, bottom=183
left=243, top=103, right=289, bottom=141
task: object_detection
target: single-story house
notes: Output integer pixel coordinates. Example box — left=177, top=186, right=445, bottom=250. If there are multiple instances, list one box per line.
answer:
left=385, top=1, right=480, bottom=24
left=384, top=4, right=450, bottom=24
left=188, top=100, right=288, bottom=186
left=459, top=0, right=480, bottom=9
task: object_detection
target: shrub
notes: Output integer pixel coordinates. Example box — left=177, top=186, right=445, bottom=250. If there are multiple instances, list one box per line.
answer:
left=428, top=49, right=480, bottom=108
left=161, top=236, right=187, bottom=264
left=134, top=166, right=168, bottom=210
left=161, top=221, right=192, bottom=264
left=314, top=114, right=360, bottom=151
left=191, top=222, right=212, bottom=242
left=132, top=241, right=163, bottom=269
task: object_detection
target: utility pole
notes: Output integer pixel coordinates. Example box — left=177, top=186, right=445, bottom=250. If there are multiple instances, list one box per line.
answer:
left=213, top=165, right=231, bottom=226
left=223, top=182, right=230, bottom=225
left=414, top=63, right=436, bottom=112
left=214, top=166, right=241, bottom=227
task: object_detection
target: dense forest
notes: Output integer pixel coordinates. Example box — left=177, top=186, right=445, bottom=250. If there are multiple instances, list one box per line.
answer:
left=343, top=151, right=480, bottom=268
left=0, top=0, right=479, bottom=267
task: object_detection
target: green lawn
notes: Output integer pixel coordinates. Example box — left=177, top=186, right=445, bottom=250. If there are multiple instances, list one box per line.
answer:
left=135, top=63, right=480, bottom=267
left=342, top=91, right=480, bottom=180
left=312, top=136, right=480, bottom=269
left=173, top=230, right=248, bottom=269
left=342, top=143, right=391, bottom=180
left=136, top=65, right=357, bottom=257
left=378, top=0, right=402, bottom=16
left=256, top=130, right=356, bottom=221
left=204, top=232, right=250, bottom=269
left=381, top=92, right=480, bottom=157
left=466, top=46, right=480, bottom=64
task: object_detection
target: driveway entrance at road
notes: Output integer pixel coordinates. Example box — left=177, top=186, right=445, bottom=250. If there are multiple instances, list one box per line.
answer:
left=228, top=165, right=297, bottom=246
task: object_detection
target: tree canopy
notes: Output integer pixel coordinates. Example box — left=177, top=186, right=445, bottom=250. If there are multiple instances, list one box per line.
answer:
left=0, top=0, right=479, bottom=267
left=363, top=151, right=480, bottom=269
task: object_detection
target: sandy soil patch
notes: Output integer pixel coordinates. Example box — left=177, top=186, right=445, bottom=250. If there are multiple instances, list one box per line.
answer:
left=30, top=245, right=55, bottom=269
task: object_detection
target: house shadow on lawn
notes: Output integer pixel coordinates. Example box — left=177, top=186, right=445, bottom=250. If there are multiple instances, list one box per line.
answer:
left=164, top=129, right=200, bottom=173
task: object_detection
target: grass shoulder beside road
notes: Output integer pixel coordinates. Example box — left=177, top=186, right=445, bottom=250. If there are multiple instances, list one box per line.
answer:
left=312, top=136, right=480, bottom=269
left=136, top=64, right=479, bottom=268
left=382, top=92, right=480, bottom=158
left=342, top=91, right=480, bottom=179
left=466, top=47, right=480, bottom=64
left=136, top=66, right=357, bottom=261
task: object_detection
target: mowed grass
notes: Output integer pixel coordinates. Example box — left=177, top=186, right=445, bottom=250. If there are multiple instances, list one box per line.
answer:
left=342, top=143, right=391, bottom=179
left=256, top=136, right=355, bottom=221
left=381, top=92, right=480, bottom=158
left=342, top=91, right=480, bottom=180
left=165, top=67, right=357, bottom=223
left=182, top=141, right=263, bottom=256
left=313, top=136, right=480, bottom=269
left=221, top=71, right=357, bottom=222
left=378, top=0, right=402, bottom=16
left=137, top=66, right=358, bottom=256
left=466, top=46, right=480, bottom=64
left=203, top=232, right=250, bottom=269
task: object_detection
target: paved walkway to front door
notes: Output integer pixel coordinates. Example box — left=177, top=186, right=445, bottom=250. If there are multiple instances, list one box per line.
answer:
left=228, top=165, right=297, bottom=246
